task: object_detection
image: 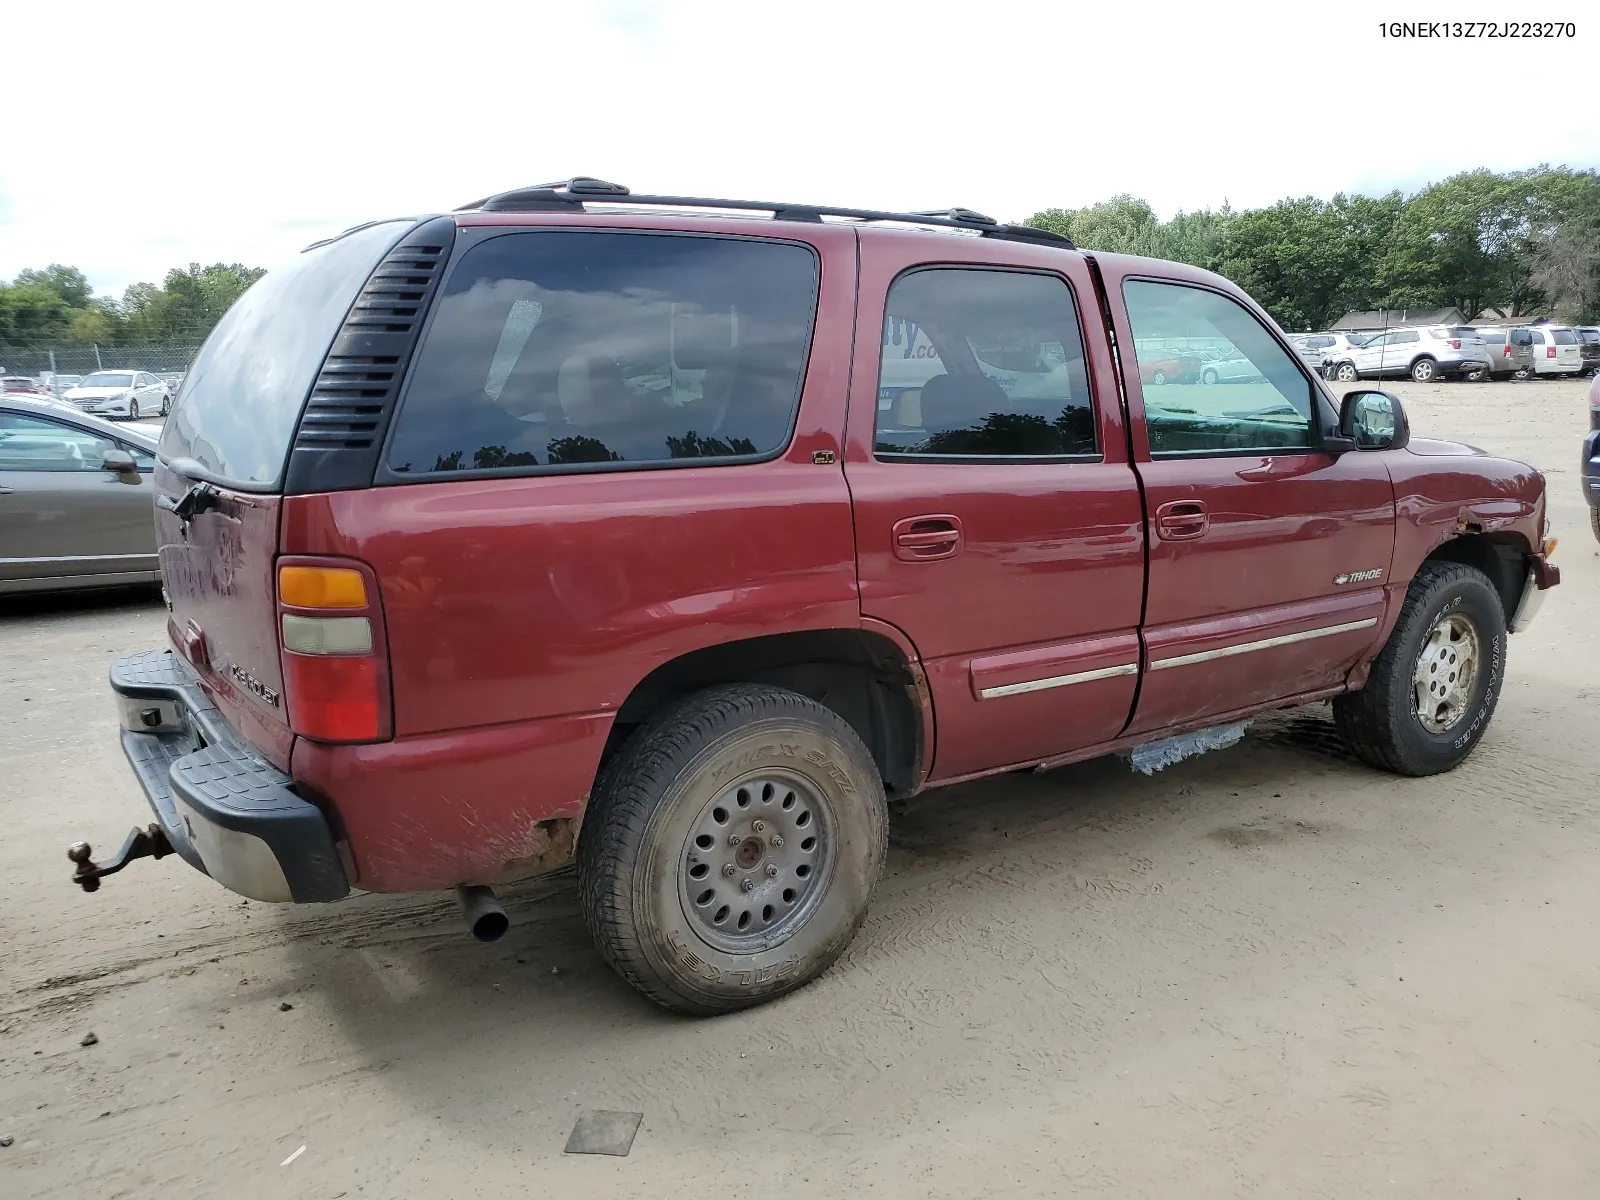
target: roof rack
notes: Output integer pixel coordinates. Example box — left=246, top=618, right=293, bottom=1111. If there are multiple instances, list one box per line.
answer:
left=453, top=177, right=1076, bottom=250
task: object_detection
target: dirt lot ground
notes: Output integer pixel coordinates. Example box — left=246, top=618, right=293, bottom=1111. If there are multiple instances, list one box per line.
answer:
left=3, top=377, right=1596, bottom=1199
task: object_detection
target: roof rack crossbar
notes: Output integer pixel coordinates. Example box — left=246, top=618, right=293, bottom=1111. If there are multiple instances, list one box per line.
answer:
left=454, top=178, right=1076, bottom=249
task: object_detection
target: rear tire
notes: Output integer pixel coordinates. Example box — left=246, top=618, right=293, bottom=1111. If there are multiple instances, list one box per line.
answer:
left=1410, top=357, right=1437, bottom=382
left=1335, top=362, right=1359, bottom=383
left=1334, top=561, right=1506, bottom=776
left=1151, top=369, right=1167, bottom=385
left=1201, top=368, right=1219, bottom=385
left=1464, top=365, right=1488, bottom=382
left=1590, top=506, right=1600, bottom=545
left=577, top=683, right=888, bottom=1015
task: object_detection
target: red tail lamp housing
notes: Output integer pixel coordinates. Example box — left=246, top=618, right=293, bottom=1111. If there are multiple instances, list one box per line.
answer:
left=276, top=557, right=392, bottom=744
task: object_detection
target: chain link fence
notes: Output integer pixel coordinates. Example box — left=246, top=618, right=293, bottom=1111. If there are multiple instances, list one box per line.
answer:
left=0, top=343, right=201, bottom=380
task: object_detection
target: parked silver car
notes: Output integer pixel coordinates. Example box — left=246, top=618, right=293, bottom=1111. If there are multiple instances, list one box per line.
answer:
left=62, top=370, right=172, bottom=420
left=1328, top=325, right=1491, bottom=383
left=0, top=398, right=159, bottom=594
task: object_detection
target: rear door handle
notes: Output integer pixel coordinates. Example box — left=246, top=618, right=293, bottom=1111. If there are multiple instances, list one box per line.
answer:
left=1155, top=499, right=1208, bottom=540
left=892, top=515, right=963, bottom=562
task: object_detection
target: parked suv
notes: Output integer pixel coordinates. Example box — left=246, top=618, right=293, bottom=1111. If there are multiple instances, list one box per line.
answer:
left=1576, top=326, right=1600, bottom=375
left=1289, top=331, right=1364, bottom=374
left=1474, top=326, right=1537, bottom=379
left=1524, top=325, right=1585, bottom=378
left=78, top=180, right=1560, bottom=1014
left=1329, top=326, right=1491, bottom=382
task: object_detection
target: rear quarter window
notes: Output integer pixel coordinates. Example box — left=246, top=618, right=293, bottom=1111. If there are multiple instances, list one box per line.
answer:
left=384, top=231, right=819, bottom=477
left=159, top=220, right=412, bottom=488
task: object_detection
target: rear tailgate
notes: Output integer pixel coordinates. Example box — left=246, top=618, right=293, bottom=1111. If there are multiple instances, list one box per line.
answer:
left=153, top=218, right=419, bottom=768
left=154, top=471, right=291, bottom=767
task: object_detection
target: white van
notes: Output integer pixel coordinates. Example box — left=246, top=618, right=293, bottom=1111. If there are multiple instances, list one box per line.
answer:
left=1524, top=325, right=1584, bottom=377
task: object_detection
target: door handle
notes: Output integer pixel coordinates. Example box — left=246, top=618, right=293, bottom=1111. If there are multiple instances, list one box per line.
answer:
left=892, top=515, right=963, bottom=562
left=1155, top=499, right=1208, bottom=540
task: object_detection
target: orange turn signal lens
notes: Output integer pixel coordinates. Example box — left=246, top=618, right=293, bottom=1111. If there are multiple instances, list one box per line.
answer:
left=1544, top=537, right=1558, bottom=557
left=279, top=565, right=367, bottom=609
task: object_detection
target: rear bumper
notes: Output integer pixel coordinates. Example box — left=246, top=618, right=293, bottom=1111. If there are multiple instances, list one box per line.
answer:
left=110, top=649, right=349, bottom=903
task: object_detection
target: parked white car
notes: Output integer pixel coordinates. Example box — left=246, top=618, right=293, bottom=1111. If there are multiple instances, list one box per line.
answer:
left=1523, top=325, right=1585, bottom=378
left=1197, top=349, right=1260, bottom=384
left=62, top=371, right=172, bottom=420
left=1327, top=326, right=1491, bottom=383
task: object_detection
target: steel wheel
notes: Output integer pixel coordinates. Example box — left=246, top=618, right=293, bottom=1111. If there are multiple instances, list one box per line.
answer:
left=1336, top=362, right=1358, bottom=382
left=1412, top=612, right=1480, bottom=733
left=680, top=772, right=832, bottom=952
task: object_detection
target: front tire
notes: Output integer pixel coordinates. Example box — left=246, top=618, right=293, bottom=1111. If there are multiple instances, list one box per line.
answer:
left=1151, top=370, right=1167, bottom=385
left=1410, top=357, right=1437, bottom=382
left=1201, top=368, right=1219, bottom=385
left=577, top=684, right=888, bottom=1014
left=1590, top=506, right=1600, bottom=545
left=1334, top=561, right=1506, bottom=776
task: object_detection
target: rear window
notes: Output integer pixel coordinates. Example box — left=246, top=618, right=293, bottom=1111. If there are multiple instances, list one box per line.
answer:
left=1553, top=329, right=1577, bottom=345
left=1480, top=332, right=1505, bottom=345
left=384, top=231, right=819, bottom=477
left=1579, top=329, right=1600, bottom=344
left=159, top=220, right=411, bottom=488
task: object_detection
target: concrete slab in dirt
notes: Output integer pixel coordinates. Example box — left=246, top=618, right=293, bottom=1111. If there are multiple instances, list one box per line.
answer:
left=564, top=1111, right=643, bottom=1156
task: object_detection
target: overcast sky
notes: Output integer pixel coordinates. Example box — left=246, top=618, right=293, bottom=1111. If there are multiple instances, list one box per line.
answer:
left=3, top=0, right=1595, bottom=300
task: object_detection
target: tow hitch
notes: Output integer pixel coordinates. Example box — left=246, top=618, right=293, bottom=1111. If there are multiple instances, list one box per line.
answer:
left=69, top=824, right=175, bottom=892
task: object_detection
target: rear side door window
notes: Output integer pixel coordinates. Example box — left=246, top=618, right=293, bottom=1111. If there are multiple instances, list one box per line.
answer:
left=1121, top=280, right=1316, bottom=456
left=384, top=231, right=820, bottom=477
left=873, top=268, right=1095, bottom=458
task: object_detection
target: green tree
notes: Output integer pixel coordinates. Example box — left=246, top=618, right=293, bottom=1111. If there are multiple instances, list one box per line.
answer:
left=13, top=264, right=92, bottom=308
left=0, top=282, right=74, bottom=345
left=1218, top=192, right=1401, bottom=330
left=122, top=263, right=266, bottom=342
left=67, top=301, right=123, bottom=345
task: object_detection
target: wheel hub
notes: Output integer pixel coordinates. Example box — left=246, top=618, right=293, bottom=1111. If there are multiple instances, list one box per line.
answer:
left=679, top=773, right=829, bottom=952
left=1412, top=612, right=1480, bottom=733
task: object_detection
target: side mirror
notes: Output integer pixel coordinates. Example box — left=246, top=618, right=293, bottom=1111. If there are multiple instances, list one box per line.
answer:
left=102, top=447, right=138, bottom=475
left=1338, top=389, right=1409, bottom=451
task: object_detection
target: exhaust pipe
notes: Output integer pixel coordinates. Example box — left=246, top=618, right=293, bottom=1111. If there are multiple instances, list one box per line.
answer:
left=456, top=884, right=509, bottom=942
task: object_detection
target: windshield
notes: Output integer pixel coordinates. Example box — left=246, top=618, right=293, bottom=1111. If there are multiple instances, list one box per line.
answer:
left=80, top=373, right=134, bottom=388
left=159, top=219, right=411, bottom=488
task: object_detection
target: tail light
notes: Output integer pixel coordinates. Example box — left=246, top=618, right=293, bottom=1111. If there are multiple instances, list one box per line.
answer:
left=276, top=559, right=390, bottom=743
left=1548, top=346, right=1557, bottom=358
left=1503, top=346, right=1512, bottom=358
left=1448, top=339, right=1461, bottom=349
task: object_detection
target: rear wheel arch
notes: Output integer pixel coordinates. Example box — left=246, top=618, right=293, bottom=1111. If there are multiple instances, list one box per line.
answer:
left=604, top=629, right=927, bottom=801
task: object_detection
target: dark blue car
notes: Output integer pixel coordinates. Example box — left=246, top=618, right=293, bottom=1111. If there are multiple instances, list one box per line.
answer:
left=1586, top=373, right=1600, bottom=542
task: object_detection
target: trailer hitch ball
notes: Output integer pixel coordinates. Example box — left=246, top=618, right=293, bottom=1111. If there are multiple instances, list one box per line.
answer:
left=69, top=825, right=174, bottom=892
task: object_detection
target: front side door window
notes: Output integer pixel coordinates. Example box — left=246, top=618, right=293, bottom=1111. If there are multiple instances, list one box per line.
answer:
left=1122, top=280, right=1316, bottom=455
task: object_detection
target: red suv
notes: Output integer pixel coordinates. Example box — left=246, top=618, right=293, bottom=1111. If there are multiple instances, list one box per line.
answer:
left=79, top=179, right=1559, bottom=1014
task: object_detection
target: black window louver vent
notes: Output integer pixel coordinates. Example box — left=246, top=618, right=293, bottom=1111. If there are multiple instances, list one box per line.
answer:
left=283, top=216, right=457, bottom=493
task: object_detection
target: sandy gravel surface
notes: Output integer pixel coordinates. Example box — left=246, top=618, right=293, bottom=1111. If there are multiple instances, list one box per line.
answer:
left=2, top=376, right=1595, bottom=1199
